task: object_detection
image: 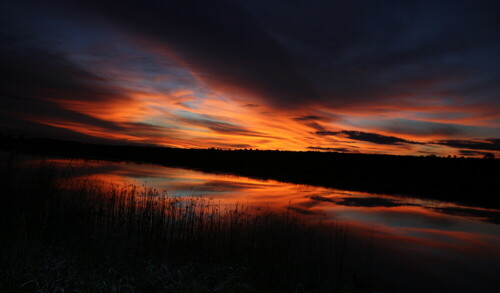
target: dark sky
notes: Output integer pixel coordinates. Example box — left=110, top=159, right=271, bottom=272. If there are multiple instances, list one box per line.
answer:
left=1, top=0, right=500, bottom=156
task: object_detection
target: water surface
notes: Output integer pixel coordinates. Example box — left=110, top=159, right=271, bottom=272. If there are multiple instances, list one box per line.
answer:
left=29, top=158, right=500, bottom=291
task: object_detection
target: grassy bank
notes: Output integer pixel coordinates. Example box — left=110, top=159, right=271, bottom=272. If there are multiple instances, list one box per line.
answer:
left=0, top=155, right=375, bottom=292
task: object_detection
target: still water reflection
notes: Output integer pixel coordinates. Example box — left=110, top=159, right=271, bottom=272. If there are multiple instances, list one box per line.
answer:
left=32, top=158, right=500, bottom=290
left=45, top=159, right=500, bottom=242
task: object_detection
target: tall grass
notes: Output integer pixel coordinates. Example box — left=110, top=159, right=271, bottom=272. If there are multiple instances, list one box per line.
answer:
left=0, top=156, right=373, bottom=292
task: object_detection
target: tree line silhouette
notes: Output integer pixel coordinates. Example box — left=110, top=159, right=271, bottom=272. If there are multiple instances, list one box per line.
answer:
left=1, top=134, right=499, bottom=208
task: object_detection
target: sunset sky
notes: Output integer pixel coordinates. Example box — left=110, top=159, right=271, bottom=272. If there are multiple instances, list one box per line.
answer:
left=1, top=0, right=500, bottom=156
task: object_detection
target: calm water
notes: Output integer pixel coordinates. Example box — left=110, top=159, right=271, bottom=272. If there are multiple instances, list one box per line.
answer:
left=27, top=157, right=500, bottom=290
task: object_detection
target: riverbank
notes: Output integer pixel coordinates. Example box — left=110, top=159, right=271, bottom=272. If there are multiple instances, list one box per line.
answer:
left=1, top=136, right=499, bottom=208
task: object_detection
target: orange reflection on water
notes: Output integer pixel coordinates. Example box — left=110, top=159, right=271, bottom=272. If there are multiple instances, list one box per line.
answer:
left=28, top=157, right=500, bottom=262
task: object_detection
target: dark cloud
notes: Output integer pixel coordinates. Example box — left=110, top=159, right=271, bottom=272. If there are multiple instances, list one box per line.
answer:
left=433, top=139, right=500, bottom=152
left=458, top=150, right=494, bottom=157
left=177, top=115, right=276, bottom=139
left=0, top=27, right=138, bottom=142
left=293, top=115, right=324, bottom=121
left=316, top=130, right=421, bottom=145
left=79, top=0, right=318, bottom=108
left=304, top=121, right=327, bottom=132
left=240, top=104, right=259, bottom=108
left=69, top=0, right=499, bottom=121
left=224, top=144, right=253, bottom=149
left=307, top=146, right=357, bottom=153
left=5, top=0, right=500, bottom=111
left=1, top=94, right=125, bottom=132
left=240, top=0, right=500, bottom=108
left=0, top=46, right=113, bottom=103
left=207, top=143, right=254, bottom=150
left=0, top=18, right=119, bottom=102
left=382, top=120, right=465, bottom=137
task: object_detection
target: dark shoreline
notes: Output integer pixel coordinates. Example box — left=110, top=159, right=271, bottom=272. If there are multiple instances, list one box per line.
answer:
left=1, top=135, right=499, bottom=208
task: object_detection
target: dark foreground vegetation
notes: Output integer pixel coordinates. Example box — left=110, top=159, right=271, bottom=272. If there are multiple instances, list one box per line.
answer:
left=0, top=156, right=382, bottom=292
left=1, top=135, right=499, bottom=208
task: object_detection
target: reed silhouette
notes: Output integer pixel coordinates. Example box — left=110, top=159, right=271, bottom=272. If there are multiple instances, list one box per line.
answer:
left=1, top=156, right=376, bottom=292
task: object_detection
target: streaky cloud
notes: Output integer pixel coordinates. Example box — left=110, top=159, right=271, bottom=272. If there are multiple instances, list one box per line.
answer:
left=433, top=139, right=500, bottom=152
left=316, top=130, right=422, bottom=146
